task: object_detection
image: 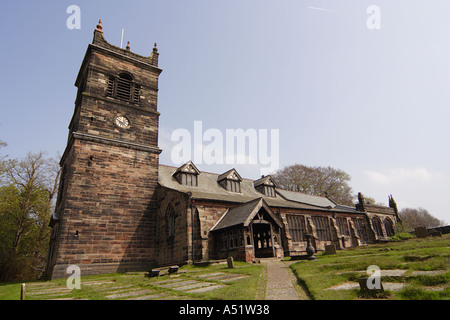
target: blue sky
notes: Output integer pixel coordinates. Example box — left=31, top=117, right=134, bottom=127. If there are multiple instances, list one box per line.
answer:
left=0, top=1, right=449, bottom=223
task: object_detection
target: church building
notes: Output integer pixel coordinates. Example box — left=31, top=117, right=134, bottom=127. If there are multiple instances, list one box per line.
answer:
left=45, top=21, right=400, bottom=279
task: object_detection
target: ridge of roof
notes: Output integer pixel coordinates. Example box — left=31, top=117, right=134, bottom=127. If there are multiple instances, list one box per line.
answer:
left=158, top=164, right=337, bottom=210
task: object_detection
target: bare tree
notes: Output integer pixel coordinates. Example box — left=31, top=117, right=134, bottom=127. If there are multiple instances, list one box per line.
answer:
left=399, top=207, right=445, bottom=230
left=272, top=164, right=354, bottom=206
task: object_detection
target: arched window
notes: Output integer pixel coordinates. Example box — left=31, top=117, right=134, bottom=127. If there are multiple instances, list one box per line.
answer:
left=384, top=218, right=395, bottom=237
left=372, top=216, right=384, bottom=237
left=106, top=72, right=141, bottom=103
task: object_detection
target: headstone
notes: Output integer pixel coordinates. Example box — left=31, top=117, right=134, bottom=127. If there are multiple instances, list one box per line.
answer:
left=430, top=230, right=442, bottom=237
left=146, top=269, right=160, bottom=277
left=415, top=226, right=428, bottom=238
left=358, top=277, right=384, bottom=294
left=168, top=266, right=179, bottom=274
left=324, top=244, right=336, bottom=255
left=227, top=256, right=234, bottom=269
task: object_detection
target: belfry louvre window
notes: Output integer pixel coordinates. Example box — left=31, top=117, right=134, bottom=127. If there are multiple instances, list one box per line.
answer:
left=312, top=216, right=332, bottom=241
left=287, top=215, right=306, bottom=242
left=106, top=72, right=140, bottom=103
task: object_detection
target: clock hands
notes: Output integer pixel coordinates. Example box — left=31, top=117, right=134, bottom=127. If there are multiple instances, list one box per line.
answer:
left=115, top=116, right=129, bottom=128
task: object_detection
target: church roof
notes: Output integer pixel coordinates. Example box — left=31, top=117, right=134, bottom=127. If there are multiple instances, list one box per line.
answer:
left=158, top=164, right=361, bottom=214
left=211, top=198, right=284, bottom=231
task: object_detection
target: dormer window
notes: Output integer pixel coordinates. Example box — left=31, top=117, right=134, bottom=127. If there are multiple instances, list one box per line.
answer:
left=173, top=161, right=200, bottom=186
left=179, top=172, right=197, bottom=186
left=254, top=175, right=277, bottom=198
left=218, top=169, right=242, bottom=193
left=106, top=72, right=141, bottom=103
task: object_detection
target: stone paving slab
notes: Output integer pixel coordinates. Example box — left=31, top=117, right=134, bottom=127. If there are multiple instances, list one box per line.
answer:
left=126, top=293, right=168, bottom=300
left=409, top=270, right=446, bottom=276
left=105, top=287, right=141, bottom=295
left=207, top=274, right=249, bottom=282
left=337, top=269, right=447, bottom=277
left=187, top=284, right=226, bottom=293
left=150, top=278, right=186, bottom=286
left=221, top=275, right=250, bottom=282
left=82, top=280, right=116, bottom=286
left=27, top=282, right=61, bottom=288
left=323, top=282, right=448, bottom=292
left=324, top=282, right=407, bottom=291
left=27, top=288, right=73, bottom=295
left=197, top=272, right=225, bottom=278
left=173, top=282, right=217, bottom=291
left=380, top=270, right=407, bottom=277
left=106, top=289, right=153, bottom=299
left=98, top=284, right=135, bottom=291
left=157, top=280, right=199, bottom=289
left=337, top=270, right=407, bottom=277
left=158, top=295, right=193, bottom=300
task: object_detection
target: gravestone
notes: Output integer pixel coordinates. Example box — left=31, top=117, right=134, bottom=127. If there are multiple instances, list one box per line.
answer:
left=168, top=266, right=179, bottom=274
left=358, top=277, right=384, bottom=294
left=415, top=226, right=428, bottom=238
left=227, top=256, right=234, bottom=269
left=324, top=244, right=336, bottom=255
left=146, top=269, right=160, bottom=277
left=430, top=230, right=442, bottom=237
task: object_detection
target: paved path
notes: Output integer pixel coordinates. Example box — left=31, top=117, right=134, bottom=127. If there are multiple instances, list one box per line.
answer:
left=262, top=258, right=305, bottom=300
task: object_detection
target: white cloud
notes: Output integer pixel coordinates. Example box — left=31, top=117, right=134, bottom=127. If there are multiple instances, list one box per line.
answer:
left=363, top=167, right=441, bottom=185
left=308, top=6, right=339, bottom=13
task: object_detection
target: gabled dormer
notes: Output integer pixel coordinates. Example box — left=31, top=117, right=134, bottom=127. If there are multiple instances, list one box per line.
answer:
left=254, top=175, right=277, bottom=197
left=217, top=168, right=242, bottom=193
left=173, top=161, right=200, bottom=186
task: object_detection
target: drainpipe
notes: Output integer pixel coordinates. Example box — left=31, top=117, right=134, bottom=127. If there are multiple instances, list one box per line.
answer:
left=187, top=192, right=195, bottom=264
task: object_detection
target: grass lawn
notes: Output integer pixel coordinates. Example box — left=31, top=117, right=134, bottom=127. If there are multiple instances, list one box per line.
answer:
left=289, top=234, right=450, bottom=300
left=0, top=260, right=265, bottom=300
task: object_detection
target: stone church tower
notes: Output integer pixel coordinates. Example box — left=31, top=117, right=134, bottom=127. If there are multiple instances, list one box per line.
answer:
left=45, top=20, right=162, bottom=279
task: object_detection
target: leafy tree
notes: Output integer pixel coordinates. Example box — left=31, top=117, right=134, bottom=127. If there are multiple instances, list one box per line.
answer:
left=398, top=207, right=445, bottom=230
left=0, top=151, right=59, bottom=282
left=272, top=164, right=354, bottom=206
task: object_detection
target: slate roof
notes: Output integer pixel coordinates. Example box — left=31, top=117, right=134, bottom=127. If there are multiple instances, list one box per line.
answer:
left=211, top=198, right=284, bottom=231
left=158, top=164, right=363, bottom=214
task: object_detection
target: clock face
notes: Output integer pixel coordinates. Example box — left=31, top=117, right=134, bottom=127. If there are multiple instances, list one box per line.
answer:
left=114, top=115, right=129, bottom=128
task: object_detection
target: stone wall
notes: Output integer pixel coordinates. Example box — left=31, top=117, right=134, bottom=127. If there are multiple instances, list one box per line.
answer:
left=155, top=187, right=191, bottom=266
left=51, top=139, right=159, bottom=279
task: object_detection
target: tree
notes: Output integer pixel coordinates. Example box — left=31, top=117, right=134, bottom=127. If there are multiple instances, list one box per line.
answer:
left=398, top=207, right=445, bottom=230
left=272, top=164, right=354, bottom=206
left=0, top=151, right=60, bottom=282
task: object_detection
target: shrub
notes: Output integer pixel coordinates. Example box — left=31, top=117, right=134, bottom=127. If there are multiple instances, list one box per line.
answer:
left=390, top=232, right=415, bottom=241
